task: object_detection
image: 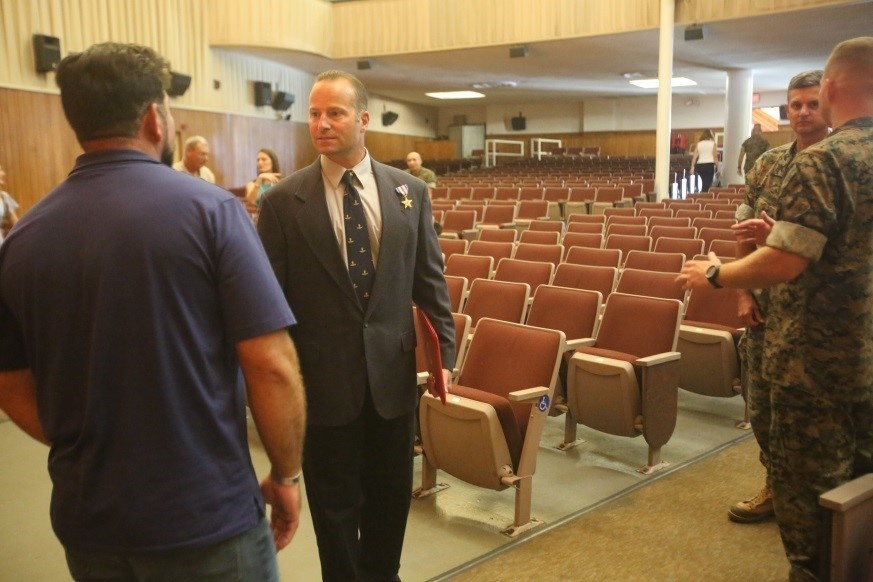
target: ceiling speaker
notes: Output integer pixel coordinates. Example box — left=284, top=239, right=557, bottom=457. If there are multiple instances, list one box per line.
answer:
left=254, top=81, right=272, bottom=106
left=684, top=25, right=704, bottom=41
left=382, top=111, right=399, bottom=126
left=357, top=59, right=373, bottom=70
left=271, top=91, right=295, bottom=111
left=167, top=72, right=191, bottom=97
left=33, top=34, right=61, bottom=73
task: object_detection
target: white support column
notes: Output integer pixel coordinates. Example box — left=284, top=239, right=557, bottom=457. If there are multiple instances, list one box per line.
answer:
left=654, top=0, right=675, bottom=201
left=723, top=69, right=754, bottom=187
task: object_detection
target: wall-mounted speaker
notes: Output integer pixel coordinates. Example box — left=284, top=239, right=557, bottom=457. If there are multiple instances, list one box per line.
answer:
left=510, top=115, right=526, bottom=131
left=254, top=81, right=272, bottom=106
left=271, top=91, right=295, bottom=111
left=509, top=44, right=529, bottom=58
left=33, top=34, right=61, bottom=73
left=382, top=111, right=399, bottom=126
left=167, top=72, right=191, bottom=97
left=779, top=105, right=789, bottom=120
left=684, top=25, right=704, bottom=41
left=357, top=59, right=373, bottom=70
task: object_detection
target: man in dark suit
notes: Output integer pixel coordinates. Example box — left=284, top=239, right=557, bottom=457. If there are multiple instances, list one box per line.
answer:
left=257, top=70, right=455, bottom=581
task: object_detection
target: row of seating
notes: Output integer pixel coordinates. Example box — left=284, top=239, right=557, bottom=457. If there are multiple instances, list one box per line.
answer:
left=412, top=264, right=745, bottom=534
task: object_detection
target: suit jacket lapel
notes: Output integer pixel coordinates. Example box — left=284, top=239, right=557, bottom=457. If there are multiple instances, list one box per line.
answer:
left=368, top=162, right=410, bottom=313
left=294, top=161, right=360, bottom=307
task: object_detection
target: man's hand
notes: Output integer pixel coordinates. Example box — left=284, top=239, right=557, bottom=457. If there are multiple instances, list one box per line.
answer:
left=736, top=290, right=764, bottom=327
left=676, top=252, right=721, bottom=291
left=260, top=475, right=301, bottom=551
left=732, top=211, right=775, bottom=246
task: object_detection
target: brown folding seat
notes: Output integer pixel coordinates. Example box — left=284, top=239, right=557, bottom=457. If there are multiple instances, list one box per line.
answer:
left=438, top=237, right=468, bottom=263
left=518, top=187, right=545, bottom=201
left=615, top=268, right=687, bottom=304
left=440, top=210, right=477, bottom=240
left=623, top=250, right=685, bottom=274
left=697, top=227, right=736, bottom=254
left=444, top=253, right=492, bottom=282
left=692, top=218, right=737, bottom=231
left=493, top=186, right=520, bottom=201
left=564, top=246, right=621, bottom=268
left=514, top=200, right=550, bottom=228
left=605, top=224, right=648, bottom=238
left=415, top=318, right=565, bottom=536
left=649, top=226, right=697, bottom=247
left=647, top=216, right=691, bottom=231
left=561, top=292, right=683, bottom=473
left=430, top=186, right=449, bottom=200
left=552, top=263, right=617, bottom=302
left=653, top=237, right=705, bottom=257
left=637, top=208, right=673, bottom=219
left=478, top=228, right=518, bottom=243
left=476, top=204, right=517, bottom=230
left=563, top=187, right=597, bottom=218
left=519, top=230, right=560, bottom=245
left=543, top=187, right=570, bottom=221
left=566, top=222, right=604, bottom=234
left=604, top=234, right=652, bottom=258
left=527, top=285, right=602, bottom=349
left=467, top=240, right=515, bottom=271
left=528, top=219, right=565, bottom=235
left=462, top=278, right=530, bottom=330
left=602, top=206, right=636, bottom=218
left=708, top=239, right=736, bottom=258
left=513, top=243, right=563, bottom=268
left=443, top=274, right=469, bottom=313
left=494, top=258, right=554, bottom=295
left=470, top=186, right=495, bottom=201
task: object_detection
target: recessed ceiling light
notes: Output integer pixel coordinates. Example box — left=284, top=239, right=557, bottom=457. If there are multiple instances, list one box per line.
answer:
left=629, top=77, right=697, bottom=89
left=426, top=91, right=486, bottom=100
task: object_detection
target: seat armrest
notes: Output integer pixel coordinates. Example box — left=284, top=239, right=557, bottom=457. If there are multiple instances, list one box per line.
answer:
left=820, top=474, right=873, bottom=511
left=508, top=386, right=549, bottom=402
left=614, top=199, right=633, bottom=208
left=566, top=337, right=597, bottom=350
left=635, top=351, right=681, bottom=367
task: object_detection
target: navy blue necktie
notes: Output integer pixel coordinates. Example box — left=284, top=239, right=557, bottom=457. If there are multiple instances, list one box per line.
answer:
left=342, top=170, right=375, bottom=310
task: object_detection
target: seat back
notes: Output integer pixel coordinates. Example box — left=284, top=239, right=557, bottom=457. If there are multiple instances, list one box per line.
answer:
left=519, top=230, right=560, bottom=245
left=518, top=186, right=545, bottom=201
left=594, top=187, right=625, bottom=203
left=674, top=209, right=711, bottom=221
left=647, top=216, right=691, bottom=230
left=567, top=213, right=606, bottom=226
left=463, top=279, right=530, bottom=327
left=494, top=258, right=554, bottom=294
left=605, top=223, right=648, bottom=238
left=528, top=219, right=564, bottom=234
left=653, top=236, right=705, bottom=257
left=606, top=215, right=647, bottom=227
left=458, top=318, right=564, bottom=441
left=443, top=274, right=469, bottom=312
left=444, top=253, right=492, bottom=281
left=493, top=186, right=519, bottom=200
left=566, top=222, right=604, bottom=234
left=623, top=250, right=685, bottom=273
left=527, top=285, right=601, bottom=342
left=447, top=186, right=472, bottom=200
left=478, top=228, right=518, bottom=243
left=516, top=199, right=549, bottom=221
left=561, top=232, right=604, bottom=256
left=698, top=228, right=736, bottom=253
left=708, top=239, right=736, bottom=258
left=564, top=246, right=622, bottom=268
left=552, top=263, right=617, bottom=300
left=692, top=218, right=737, bottom=231
left=467, top=240, right=515, bottom=265
left=649, top=225, right=697, bottom=243
left=637, top=208, right=673, bottom=219
left=438, top=237, right=468, bottom=262
left=470, top=186, right=495, bottom=201
left=430, top=186, right=449, bottom=200
left=543, top=186, right=570, bottom=202
left=567, top=186, right=597, bottom=202
left=442, top=210, right=476, bottom=233
left=616, top=268, right=687, bottom=304
left=602, top=207, right=635, bottom=217
left=513, top=243, right=563, bottom=267
left=684, top=282, right=744, bottom=329
left=452, top=312, right=473, bottom=371
left=596, top=292, right=682, bottom=356
left=604, top=234, right=652, bottom=256
left=478, top=204, right=516, bottom=227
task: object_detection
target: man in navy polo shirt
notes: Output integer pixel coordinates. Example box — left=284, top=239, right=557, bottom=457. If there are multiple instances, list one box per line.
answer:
left=0, top=42, right=306, bottom=580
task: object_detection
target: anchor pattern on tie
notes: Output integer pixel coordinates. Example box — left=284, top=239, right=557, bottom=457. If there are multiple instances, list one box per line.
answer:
left=342, top=170, right=375, bottom=309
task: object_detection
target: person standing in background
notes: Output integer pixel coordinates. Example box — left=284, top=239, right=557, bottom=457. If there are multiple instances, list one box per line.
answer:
left=0, top=42, right=306, bottom=580
left=405, top=151, right=437, bottom=189
left=737, top=123, right=771, bottom=176
left=173, top=135, right=216, bottom=183
left=678, top=37, right=873, bottom=579
left=245, top=148, right=282, bottom=218
left=690, top=129, right=718, bottom=192
left=258, top=70, right=455, bottom=582
left=0, top=164, right=20, bottom=244
left=728, top=70, right=829, bottom=526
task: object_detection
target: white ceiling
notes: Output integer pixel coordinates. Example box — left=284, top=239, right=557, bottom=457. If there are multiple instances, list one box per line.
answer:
left=234, top=2, right=873, bottom=106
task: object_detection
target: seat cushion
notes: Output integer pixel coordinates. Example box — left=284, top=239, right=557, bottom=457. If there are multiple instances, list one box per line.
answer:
left=575, top=346, right=638, bottom=364
left=451, top=384, right=523, bottom=470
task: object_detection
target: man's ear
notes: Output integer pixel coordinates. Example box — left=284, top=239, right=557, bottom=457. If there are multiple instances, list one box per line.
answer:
left=141, top=102, right=164, bottom=144
left=359, top=110, right=370, bottom=133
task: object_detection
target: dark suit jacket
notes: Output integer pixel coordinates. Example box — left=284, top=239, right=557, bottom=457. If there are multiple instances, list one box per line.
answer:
left=258, top=158, right=455, bottom=426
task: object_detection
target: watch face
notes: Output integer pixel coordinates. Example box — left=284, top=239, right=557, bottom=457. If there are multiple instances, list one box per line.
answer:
left=706, top=265, right=718, bottom=278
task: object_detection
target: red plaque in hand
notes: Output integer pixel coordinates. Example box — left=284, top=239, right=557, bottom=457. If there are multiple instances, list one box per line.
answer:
left=416, top=309, right=446, bottom=405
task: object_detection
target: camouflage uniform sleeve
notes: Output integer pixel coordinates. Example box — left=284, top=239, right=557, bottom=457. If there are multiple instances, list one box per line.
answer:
left=764, top=151, right=835, bottom=262
left=736, top=154, right=765, bottom=221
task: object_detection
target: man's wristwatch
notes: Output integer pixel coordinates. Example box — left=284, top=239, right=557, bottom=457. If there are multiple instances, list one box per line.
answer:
left=271, top=469, right=302, bottom=487
left=705, top=264, right=722, bottom=289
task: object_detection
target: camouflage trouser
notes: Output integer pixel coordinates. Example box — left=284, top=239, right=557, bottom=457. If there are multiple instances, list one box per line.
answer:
left=769, top=383, right=873, bottom=579
left=739, top=326, right=771, bottom=484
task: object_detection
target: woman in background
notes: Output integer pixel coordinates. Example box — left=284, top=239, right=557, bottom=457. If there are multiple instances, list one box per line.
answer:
left=690, top=129, right=718, bottom=192
left=244, top=149, right=281, bottom=217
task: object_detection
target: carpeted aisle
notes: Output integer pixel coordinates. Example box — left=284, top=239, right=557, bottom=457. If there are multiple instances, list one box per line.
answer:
left=442, top=438, right=789, bottom=581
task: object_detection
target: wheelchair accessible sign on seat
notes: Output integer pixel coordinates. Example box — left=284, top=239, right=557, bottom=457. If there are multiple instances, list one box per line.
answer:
left=537, top=395, right=550, bottom=412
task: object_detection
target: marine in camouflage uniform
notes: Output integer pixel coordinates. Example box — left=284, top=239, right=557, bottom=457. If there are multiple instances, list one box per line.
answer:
left=739, top=132, right=771, bottom=174
left=734, top=143, right=794, bottom=497
left=763, top=115, right=873, bottom=578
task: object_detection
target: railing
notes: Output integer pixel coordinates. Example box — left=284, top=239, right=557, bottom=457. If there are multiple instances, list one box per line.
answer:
left=531, top=138, right=562, bottom=160
left=485, top=139, right=525, bottom=167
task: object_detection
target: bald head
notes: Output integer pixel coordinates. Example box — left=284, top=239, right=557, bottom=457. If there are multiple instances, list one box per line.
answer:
left=405, top=151, right=422, bottom=173
left=820, top=36, right=873, bottom=127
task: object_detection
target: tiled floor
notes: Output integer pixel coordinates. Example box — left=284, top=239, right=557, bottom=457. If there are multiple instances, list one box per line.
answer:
left=0, top=390, right=747, bottom=581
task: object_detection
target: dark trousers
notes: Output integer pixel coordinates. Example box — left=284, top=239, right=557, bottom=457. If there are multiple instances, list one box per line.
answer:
left=696, top=162, right=716, bottom=192
left=303, top=389, right=415, bottom=582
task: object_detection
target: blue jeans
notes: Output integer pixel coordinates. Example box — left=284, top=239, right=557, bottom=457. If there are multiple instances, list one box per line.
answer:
left=64, top=519, right=279, bottom=581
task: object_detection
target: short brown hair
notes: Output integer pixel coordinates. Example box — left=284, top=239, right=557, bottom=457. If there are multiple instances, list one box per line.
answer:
left=314, top=70, right=368, bottom=114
